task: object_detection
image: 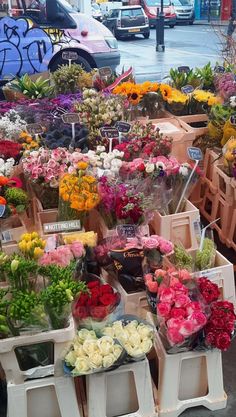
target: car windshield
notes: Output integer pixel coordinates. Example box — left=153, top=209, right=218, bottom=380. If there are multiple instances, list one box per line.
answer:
left=172, top=0, right=183, bottom=5
left=146, top=0, right=170, bottom=6
left=92, top=4, right=100, bottom=10
left=178, top=0, right=192, bottom=4
left=58, top=0, right=74, bottom=12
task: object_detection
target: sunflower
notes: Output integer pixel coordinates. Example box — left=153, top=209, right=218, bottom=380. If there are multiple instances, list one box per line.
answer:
left=128, top=87, right=143, bottom=105
left=160, top=84, right=172, bottom=101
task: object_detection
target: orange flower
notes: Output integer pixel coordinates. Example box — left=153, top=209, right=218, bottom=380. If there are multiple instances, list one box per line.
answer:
left=0, top=196, right=6, bottom=205
left=0, top=176, right=9, bottom=186
left=78, top=161, right=88, bottom=170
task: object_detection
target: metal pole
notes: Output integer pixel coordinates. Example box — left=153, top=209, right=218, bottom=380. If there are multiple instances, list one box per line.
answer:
left=156, top=0, right=165, bottom=52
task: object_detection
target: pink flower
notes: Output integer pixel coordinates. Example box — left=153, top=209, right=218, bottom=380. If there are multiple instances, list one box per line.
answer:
left=157, top=302, right=171, bottom=318
left=170, top=281, right=188, bottom=295
left=178, top=269, right=191, bottom=281
left=189, top=311, right=207, bottom=330
left=154, top=269, right=167, bottom=279
left=175, top=294, right=191, bottom=308
left=167, top=328, right=185, bottom=345
left=70, top=241, right=84, bottom=258
left=179, top=320, right=195, bottom=337
left=158, top=239, right=173, bottom=254
left=142, top=237, right=158, bottom=249
left=147, top=281, right=158, bottom=293
left=167, top=317, right=183, bottom=329
left=170, top=307, right=186, bottom=319
left=159, top=287, right=175, bottom=303
left=186, top=302, right=202, bottom=316
left=144, top=273, right=153, bottom=283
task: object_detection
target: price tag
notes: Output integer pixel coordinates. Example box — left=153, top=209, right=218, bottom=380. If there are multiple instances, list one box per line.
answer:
left=43, top=220, right=81, bottom=234
left=116, top=224, right=137, bottom=238
left=187, top=147, right=203, bottom=161
left=51, top=107, right=67, bottom=118
left=230, top=115, right=236, bottom=125
left=178, top=66, right=190, bottom=73
left=0, top=205, right=6, bottom=218
left=193, top=219, right=201, bottom=240
left=98, top=66, right=112, bottom=78
left=181, top=85, right=194, bottom=94
left=115, top=121, right=131, bottom=133
left=100, top=127, right=119, bottom=138
left=27, top=123, right=44, bottom=135
left=1, top=230, right=13, bottom=243
left=214, top=65, right=225, bottom=73
left=62, top=51, right=79, bottom=61
left=62, top=113, right=80, bottom=124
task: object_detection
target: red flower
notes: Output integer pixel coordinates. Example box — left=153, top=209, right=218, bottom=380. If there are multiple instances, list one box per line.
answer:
left=90, top=305, right=108, bottom=320
left=72, top=304, right=89, bottom=319
left=205, top=331, right=216, bottom=347
left=100, top=284, right=114, bottom=294
left=198, top=278, right=220, bottom=303
left=211, top=301, right=235, bottom=313
left=170, top=307, right=186, bottom=319
left=99, top=293, right=117, bottom=306
left=215, top=331, right=231, bottom=351
left=87, top=280, right=100, bottom=289
left=137, top=163, right=145, bottom=172
left=75, top=293, right=89, bottom=307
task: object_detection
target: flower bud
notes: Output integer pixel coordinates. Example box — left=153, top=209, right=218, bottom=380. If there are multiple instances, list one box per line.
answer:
left=11, top=259, right=19, bottom=273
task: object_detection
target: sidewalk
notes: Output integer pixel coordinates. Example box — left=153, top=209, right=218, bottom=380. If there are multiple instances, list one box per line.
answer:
left=194, top=19, right=228, bottom=26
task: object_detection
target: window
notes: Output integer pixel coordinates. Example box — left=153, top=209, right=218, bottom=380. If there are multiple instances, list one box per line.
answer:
left=10, top=0, right=47, bottom=23
left=121, top=9, right=132, bottom=17
left=109, top=9, right=119, bottom=18
left=132, top=8, right=144, bottom=17
left=0, top=0, right=8, bottom=17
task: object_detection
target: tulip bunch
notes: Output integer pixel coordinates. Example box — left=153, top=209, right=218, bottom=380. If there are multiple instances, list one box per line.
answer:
left=18, top=232, right=46, bottom=260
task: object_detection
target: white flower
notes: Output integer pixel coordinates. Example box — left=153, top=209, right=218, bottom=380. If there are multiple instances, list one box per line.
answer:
left=111, top=321, right=123, bottom=333
left=103, top=161, right=110, bottom=169
left=140, top=339, right=153, bottom=354
left=82, top=339, right=99, bottom=356
left=102, top=354, right=116, bottom=368
left=179, top=165, right=189, bottom=176
left=156, top=161, right=166, bottom=170
left=74, top=357, right=91, bottom=374
left=137, top=323, right=153, bottom=339
left=112, top=345, right=123, bottom=360
left=102, top=327, right=115, bottom=338
left=99, top=152, right=107, bottom=159
left=96, top=145, right=106, bottom=153
left=129, top=331, right=141, bottom=347
left=77, top=329, right=97, bottom=343
left=229, top=96, right=236, bottom=108
left=97, top=336, right=114, bottom=356
left=65, top=350, right=77, bottom=367
left=89, top=353, right=103, bottom=369
left=145, top=163, right=155, bottom=174
left=111, top=158, right=122, bottom=168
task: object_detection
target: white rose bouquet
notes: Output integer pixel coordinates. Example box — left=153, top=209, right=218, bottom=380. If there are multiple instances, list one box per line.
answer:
left=64, top=329, right=124, bottom=376
left=102, top=316, right=154, bottom=360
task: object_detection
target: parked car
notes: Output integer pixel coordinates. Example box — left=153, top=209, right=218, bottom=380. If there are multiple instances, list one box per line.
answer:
left=172, top=0, right=195, bottom=24
left=0, top=0, right=120, bottom=81
left=139, top=0, right=177, bottom=28
left=103, top=5, right=150, bottom=40
left=92, top=3, right=103, bottom=22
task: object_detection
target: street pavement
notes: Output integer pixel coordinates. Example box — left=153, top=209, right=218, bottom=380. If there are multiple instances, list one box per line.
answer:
left=117, top=24, right=227, bottom=81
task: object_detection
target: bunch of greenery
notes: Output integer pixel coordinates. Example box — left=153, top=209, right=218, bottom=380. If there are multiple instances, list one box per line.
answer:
left=8, top=74, right=54, bottom=99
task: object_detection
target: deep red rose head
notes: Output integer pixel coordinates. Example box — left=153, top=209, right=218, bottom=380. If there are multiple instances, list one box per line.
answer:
left=137, top=163, right=145, bottom=172
left=90, top=305, right=108, bottom=320
left=205, top=331, right=216, bottom=347
left=90, top=287, right=101, bottom=298
left=100, top=284, right=114, bottom=295
left=88, top=294, right=99, bottom=307
left=74, top=293, right=89, bottom=307
left=87, top=280, right=100, bottom=289
left=215, top=331, right=231, bottom=351
left=72, top=304, right=89, bottom=320
left=99, top=293, right=117, bottom=307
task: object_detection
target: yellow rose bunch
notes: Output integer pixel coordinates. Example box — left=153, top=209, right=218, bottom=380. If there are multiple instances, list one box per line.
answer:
left=18, top=232, right=46, bottom=259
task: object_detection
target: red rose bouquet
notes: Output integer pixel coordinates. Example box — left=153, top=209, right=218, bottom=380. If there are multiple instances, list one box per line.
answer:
left=72, top=279, right=121, bottom=330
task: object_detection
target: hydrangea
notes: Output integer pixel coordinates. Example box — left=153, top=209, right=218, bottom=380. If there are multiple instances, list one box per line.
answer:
left=0, top=110, right=27, bottom=140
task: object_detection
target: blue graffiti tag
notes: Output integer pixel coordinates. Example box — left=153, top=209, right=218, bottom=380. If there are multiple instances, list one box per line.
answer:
left=0, top=16, right=53, bottom=79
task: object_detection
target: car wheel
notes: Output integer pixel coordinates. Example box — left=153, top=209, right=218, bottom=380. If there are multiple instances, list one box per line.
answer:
left=50, top=54, right=92, bottom=72
left=169, top=24, right=175, bottom=28
left=143, top=32, right=150, bottom=39
left=189, top=20, right=194, bottom=25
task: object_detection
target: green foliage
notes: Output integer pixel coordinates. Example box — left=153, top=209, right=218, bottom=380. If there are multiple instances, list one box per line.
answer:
left=52, top=63, right=85, bottom=94
left=169, top=68, right=201, bottom=89
left=173, top=245, right=194, bottom=270
left=9, top=74, right=54, bottom=99
left=195, top=62, right=214, bottom=90
left=195, top=238, right=216, bottom=270
left=5, top=187, right=28, bottom=211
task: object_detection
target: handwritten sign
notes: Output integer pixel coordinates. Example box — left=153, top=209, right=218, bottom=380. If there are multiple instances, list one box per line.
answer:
left=99, top=66, right=112, bottom=78
left=115, top=121, right=131, bottom=133
left=0, top=205, right=6, bottom=218
left=214, top=65, right=225, bottom=73
left=62, top=51, right=79, bottom=61
left=62, top=113, right=80, bottom=124
left=181, top=85, right=194, bottom=94
left=187, top=147, right=203, bottom=161
left=100, top=127, right=119, bottom=138
left=43, top=220, right=81, bottom=234
left=27, top=123, right=44, bottom=135
left=116, top=224, right=137, bottom=238
left=178, top=66, right=190, bottom=73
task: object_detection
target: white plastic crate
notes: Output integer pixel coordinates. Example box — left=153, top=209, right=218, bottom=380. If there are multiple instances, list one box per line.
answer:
left=146, top=313, right=227, bottom=417
left=86, top=358, right=157, bottom=417
left=0, top=317, right=75, bottom=384
left=150, top=200, right=201, bottom=251
left=7, top=375, right=82, bottom=417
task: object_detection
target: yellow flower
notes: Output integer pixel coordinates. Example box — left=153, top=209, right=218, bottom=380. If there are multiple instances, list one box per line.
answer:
left=160, top=84, right=172, bottom=101
left=31, top=232, right=39, bottom=239
left=18, top=240, right=27, bottom=252
left=21, top=233, right=31, bottom=242
left=33, top=247, right=44, bottom=259
left=167, top=88, right=188, bottom=104
left=78, top=161, right=88, bottom=170
left=192, top=90, right=218, bottom=104
left=208, top=96, right=222, bottom=106
left=224, top=150, right=235, bottom=162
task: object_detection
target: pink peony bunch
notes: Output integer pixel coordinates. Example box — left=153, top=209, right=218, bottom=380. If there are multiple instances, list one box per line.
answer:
left=39, top=242, right=84, bottom=267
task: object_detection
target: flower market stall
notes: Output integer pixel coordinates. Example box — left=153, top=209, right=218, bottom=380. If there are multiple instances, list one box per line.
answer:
left=0, top=61, right=235, bottom=417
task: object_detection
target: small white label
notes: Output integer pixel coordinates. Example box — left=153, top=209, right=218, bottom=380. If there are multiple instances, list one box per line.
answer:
left=193, top=219, right=201, bottom=240
left=43, top=220, right=81, bottom=234
left=154, top=122, right=181, bottom=134
left=1, top=230, right=13, bottom=243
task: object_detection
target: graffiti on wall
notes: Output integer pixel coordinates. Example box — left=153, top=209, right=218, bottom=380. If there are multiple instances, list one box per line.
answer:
left=0, top=16, right=54, bottom=79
